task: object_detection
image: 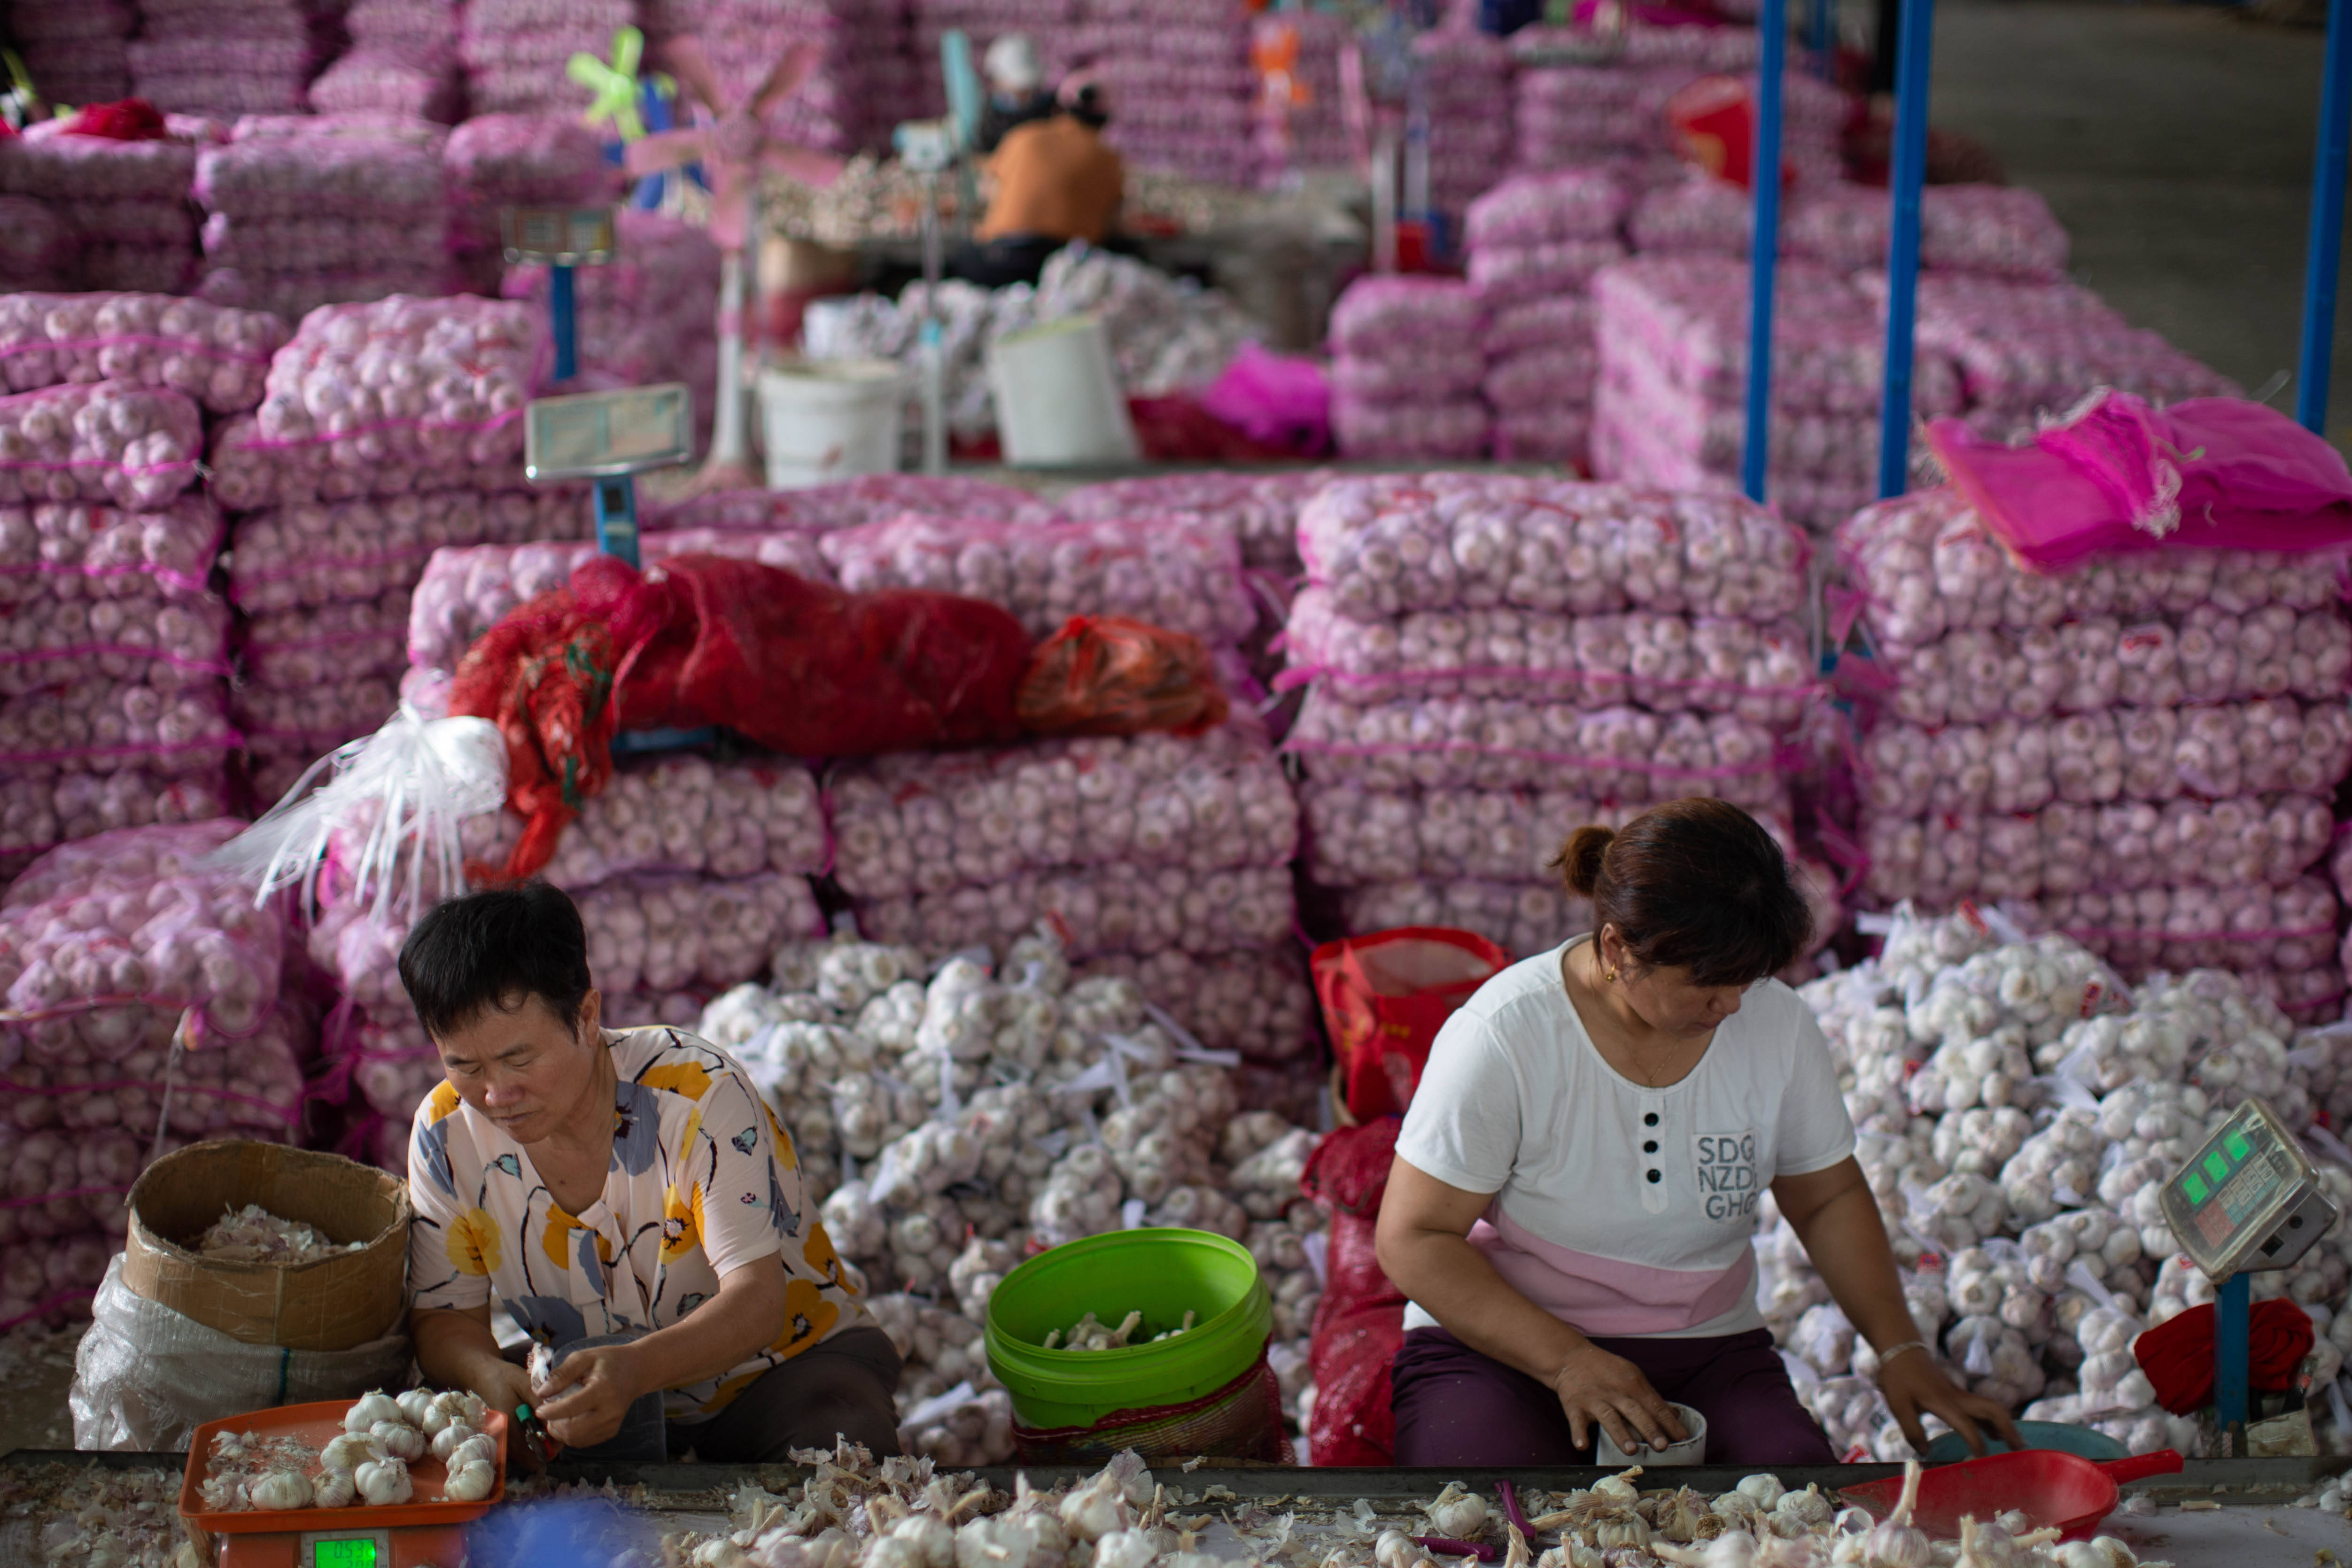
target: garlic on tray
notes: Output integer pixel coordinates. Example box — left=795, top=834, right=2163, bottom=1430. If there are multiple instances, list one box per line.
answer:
left=353, top=1457, right=412, bottom=1507
left=343, top=1390, right=401, bottom=1433
left=442, top=1459, right=497, bottom=1502
left=248, top=1471, right=313, bottom=1511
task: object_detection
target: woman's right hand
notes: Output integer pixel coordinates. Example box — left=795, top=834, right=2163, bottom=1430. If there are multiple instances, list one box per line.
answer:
left=1551, top=1341, right=1687, bottom=1456
left=468, top=1357, right=539, bottom=1429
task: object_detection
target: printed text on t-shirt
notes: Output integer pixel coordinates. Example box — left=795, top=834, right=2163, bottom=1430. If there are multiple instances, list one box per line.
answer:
left=1695, top=1130, right=1760, bottom=1221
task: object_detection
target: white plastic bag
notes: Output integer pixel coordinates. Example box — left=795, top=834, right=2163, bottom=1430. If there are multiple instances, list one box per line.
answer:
left=70, top=1253, right=413, bottom=1452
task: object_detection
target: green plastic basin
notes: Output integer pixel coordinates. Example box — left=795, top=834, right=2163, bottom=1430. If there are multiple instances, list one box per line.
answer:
left=983, top=1228, right=1271, bottom=1432
left=1920, top=1421, right=2130, bottom=1465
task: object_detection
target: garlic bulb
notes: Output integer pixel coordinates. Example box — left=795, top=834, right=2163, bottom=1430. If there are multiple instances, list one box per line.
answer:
left=1865, top=1463, right=1930, bottom=1568
left=345, top=1391, right=401, bottom=1432
left=442, top=1459, right=496, bottom=1503
left=1738, top=1475, right=1788, bottom=1510
left=1424, top=1482, right=1488, bottom=1538
left=313, top=1471, right=357, bottom=1510
left=353, top=1458, right=411, bottom=1507
left=319, top=1433, right=382, bottom=1474
left=1592, top=1468, right=1644, bottom=1505
left=248, top=1472, right=312, bottom=1511
left=394, top=1389, right=435, bottom=1427
left=429, top=1422, right=479, bottom=1462
left=1594, top=1515, right=1651, bottom=1551
left=1377, top=1529, right=1420, bottom=1568
left=1777, top=1487, right=1834, bottom=1528
left=447, top=1435, right=497, bottom=1472
left=371, top=1420, right=425, bottom=1461
left=429, top=1389, right=489, bottom=1433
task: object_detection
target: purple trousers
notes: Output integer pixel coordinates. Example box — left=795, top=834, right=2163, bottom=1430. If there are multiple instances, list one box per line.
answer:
left=1391, top=1325, right=1836, bottom=1467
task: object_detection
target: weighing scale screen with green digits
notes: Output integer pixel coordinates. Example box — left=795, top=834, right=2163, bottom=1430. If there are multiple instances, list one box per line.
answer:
left=311, top=1537, right=378, bottom=1568
left=2174, top=1126, right=2281, bottom=1248
left=2158, top=1097, right=2336, bottom=1279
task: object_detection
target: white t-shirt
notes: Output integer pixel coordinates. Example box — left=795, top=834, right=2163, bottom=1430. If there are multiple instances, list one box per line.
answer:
left=1396, top=937, right=1855, bottom=1339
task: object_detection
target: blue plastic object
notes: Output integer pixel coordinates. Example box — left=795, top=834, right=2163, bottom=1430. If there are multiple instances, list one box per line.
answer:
left=1919, top=1421, right=2130, bottom=1467
left=1877, top=0, right=1934, bottom=498
left=2216, top=1270, right=2251, bottom=1442
left=2297, top=0, right=2352, bottom=434
left=1740, top=0, right=1787, bottom=503
left=549, top=264, right=578, bottom=382
left=592, top=473, right=638, bottom=566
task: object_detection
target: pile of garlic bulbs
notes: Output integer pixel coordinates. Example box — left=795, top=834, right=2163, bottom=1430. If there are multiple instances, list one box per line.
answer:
left=1778, top=903, right=2352, bottom=1459
left=698, top=927, right=1326, bottom=1462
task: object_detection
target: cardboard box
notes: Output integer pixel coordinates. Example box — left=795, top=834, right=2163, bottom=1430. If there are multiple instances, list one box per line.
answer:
left=124, top=1140, right=411, bottom=1353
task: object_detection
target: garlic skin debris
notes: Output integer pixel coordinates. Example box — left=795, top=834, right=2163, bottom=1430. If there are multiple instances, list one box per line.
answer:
left=248, top=1472, right=313, bottom=1511
left=354, top=1458, right=412, bottom=1507
left=344, top=1390, right=402, bottom=1432
left=320, top=1433, right=383, bottom=1474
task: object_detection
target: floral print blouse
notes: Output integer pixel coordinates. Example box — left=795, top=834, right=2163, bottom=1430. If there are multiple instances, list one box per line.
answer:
left=407, top=1025, right=865, bottom=1421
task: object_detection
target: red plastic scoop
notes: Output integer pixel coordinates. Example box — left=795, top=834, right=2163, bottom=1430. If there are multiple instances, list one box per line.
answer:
left=1839, top=1450, right=2183, bottom=1541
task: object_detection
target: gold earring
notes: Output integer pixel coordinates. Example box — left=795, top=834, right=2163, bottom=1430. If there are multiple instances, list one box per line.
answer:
left=1605, top=968, right=1619, bottom=983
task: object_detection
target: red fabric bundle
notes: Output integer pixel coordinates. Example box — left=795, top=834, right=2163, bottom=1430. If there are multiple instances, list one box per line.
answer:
left=61, top=101, right=170, bottom=141
left=2131, top=1297, right=2314, bottom=1414
left=1301, top=1118, right=1409, bottom=1466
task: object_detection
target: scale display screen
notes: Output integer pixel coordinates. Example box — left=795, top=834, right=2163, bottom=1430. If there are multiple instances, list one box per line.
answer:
left=525, top=383, right=691, bottom=481
left=2158, top=1097, right=2335, bottom=1279
left=310, top=1539, right=377, bottom=1568
left=501, top=205, right=619, bottom=266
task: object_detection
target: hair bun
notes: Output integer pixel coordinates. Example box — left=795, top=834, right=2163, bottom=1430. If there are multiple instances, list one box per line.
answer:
left=1556, top=824, right=1614, bottom=896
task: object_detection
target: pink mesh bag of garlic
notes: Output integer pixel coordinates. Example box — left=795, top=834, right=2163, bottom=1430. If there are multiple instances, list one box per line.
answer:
left=0, top=585, right=229, bottom=697
left=1854, top=698, right=2352, bottom=817
left=1860, top=794, right=2336, bottom=906
left=0, top=679, right=239, bottom=780
left=239, top=597, right=415, bottom=686
left=0, top=769, right=233, bottom=882
left=1330, top=392, right=1491, bottom=462
left=1465, top=167, right=1634, bottom=251
left=342, top=1012, right=442, bottom=1119
left=228, top=485, right=588, bottom=614
left=1280, top=587, right=1817, bottom=723
left=0, top=820, right=286, bottom=1043
left=818, top=513, right=1256, bottom=644
left=1299, top=784, right=1656, bottom=886
left=0, top=495, right=222, bottom=610
left=2034, top=879, right=2339, bottom=974
left=1340, top=877, right=1595, bottom=962
left=1073, top=948, right=1318, bottom=1063
left=404, top=527, right=832, bottom=672
left=0, top=198, right=79, bottom=292
left=1050, top=471, right=1329, bottom=574
left=1286, top=690, right=1784, bottom=803
left=1467, top=237, right=1630, bottom=310
left=854, top=862, right=1295, bottom=961
left=1785, top=182, right=2068, bottom=279
left=194, top=118, right=449, bottom=220
left=233, top=673, right=400, bottom=755
left=0, top=292, right=286, bottom=413
left=1298, top=472, right=1809, bottom=622
left=308, top=48, right=465, bottom=123
left=641, top=473, right=1041, bottom=536
left=827, top=721, right=1297, bottom=901
left=0, top=122, right=198, bottom=202
left=0, top=382, right=203, bottom=512
left=2, top=1000, right=310, bottom=1148
left=206, top=295, right=546, bottom=510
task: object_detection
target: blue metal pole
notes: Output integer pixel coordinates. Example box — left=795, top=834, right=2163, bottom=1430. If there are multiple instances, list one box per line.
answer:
left=550, top=264, right=579, bottom=383
left=593, top=474, right=638, bottom=566
left=2298, top=0, right=2352, bottom=435
left=1876, top=0, right=1934, bottom=498
left=1741, top=0, right=1787, bottom=504
left=2214, top=1271, right=2251, bottom=1450
left=1809, top=0, right=1832, bottom=80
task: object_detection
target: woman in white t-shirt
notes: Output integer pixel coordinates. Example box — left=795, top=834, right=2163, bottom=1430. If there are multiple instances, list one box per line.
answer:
left=1377, top=799, right=2017, bottom=1467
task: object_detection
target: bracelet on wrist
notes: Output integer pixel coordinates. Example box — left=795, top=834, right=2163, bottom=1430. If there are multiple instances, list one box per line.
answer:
left=1873, top=1338, right=1930, bottom=1367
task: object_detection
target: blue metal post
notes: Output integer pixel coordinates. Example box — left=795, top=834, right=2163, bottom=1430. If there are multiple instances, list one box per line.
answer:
left=2297, top=0, right=2352, bottom=435
left=2214, top=1271, right=2251, bottom=1449
left=1808, top=0, right=1833, bottom=80
left=1741, top=0, right=1787, bottom=504
left=1876, top=0, right=1934, bottom=498
left=550, top=264, right=579, bottom=383
left=593, top=474, right=638, bottom=566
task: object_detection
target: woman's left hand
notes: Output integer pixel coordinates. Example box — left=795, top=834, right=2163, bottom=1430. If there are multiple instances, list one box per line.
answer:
left=1879, top=1346, right=2023, bottom=1456
left=535, top=1343, right=647, bottom=1449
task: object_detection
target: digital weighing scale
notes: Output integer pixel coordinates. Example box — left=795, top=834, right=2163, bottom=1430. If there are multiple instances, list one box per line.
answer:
left=523, top=382, right=714, bottom=756
left=2158, top=1096, right=2337, bottom=1451
left=502, top=205, right=621, bottom=384
left=178, top=1401, right=509, bottom=1568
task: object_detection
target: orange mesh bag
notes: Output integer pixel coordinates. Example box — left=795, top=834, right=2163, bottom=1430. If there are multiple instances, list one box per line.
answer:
left=1016, top=615, right=1231, bottom=739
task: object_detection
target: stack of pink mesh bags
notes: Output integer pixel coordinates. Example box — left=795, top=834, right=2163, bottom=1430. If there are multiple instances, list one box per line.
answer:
left=1838, top=486, right=2352, bottom=1021
left=0, top=821, right=319, bottom=1331
left=309, top=0, right=466, bottom=121
left=0, top=292, right=286, bottom=887
left=660, top=0, right=915, bottom=153
left=1465, top=168, right=1630, bottom=466
left=1510, top=22, right=1756, bottom=185
left=1085, top=0, right=1256, bottom=190
left=1328, top=276, right=1489, bottom=461
left=0, top=117, right=211, bottom=294
left=11, top=0, right=136, bottom=108
left=1416, top=21, right=1514, bottom=238
left=1590, top=255, right=1967, bottom=532
left=128, top=0, right=346, bottom=117
left=1279, top=471, right=1842, bottom=965
left=194, top=115, right=458, bottom=321
left=210, top=294, right=592, bottom=801
left=460, top=0, right=633, bottom=116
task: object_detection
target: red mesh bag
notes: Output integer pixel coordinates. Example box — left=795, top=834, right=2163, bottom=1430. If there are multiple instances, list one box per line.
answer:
left=1016, top=615, right=1231, bottom=739
left=1011, top=1349, right=1291, bottom=1463
left=1301, top=1118, right=1408, bottom=1467
left=1313, top=928, right=1510, bottom=1121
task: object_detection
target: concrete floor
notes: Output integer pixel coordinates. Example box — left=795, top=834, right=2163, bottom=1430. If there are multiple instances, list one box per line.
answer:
left=1922, top=0, right=2352, bottom=440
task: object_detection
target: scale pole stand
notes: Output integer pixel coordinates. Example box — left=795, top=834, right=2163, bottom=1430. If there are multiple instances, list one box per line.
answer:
left=592, top=473, right=639, bottom=567
left=2215, top=1271, right=2251, bottom=1452
left=551, top=264, right=579, bottom=382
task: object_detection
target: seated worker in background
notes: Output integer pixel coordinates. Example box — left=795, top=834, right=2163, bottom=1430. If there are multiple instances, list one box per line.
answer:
left=975, top=32, right=1056, bottom=154
left=401, top=883, right=900, bottom=1463
left=953, top=77, right=1123, bottom=290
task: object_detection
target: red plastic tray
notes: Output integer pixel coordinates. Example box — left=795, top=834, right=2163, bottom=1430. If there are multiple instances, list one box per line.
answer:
left=1840, top=1449, right=2183, bottom=1541
left=179, top=1398, right=508, bottom=1533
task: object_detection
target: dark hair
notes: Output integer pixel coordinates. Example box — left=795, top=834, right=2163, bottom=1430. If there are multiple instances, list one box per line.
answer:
left=1548, top=798, right=1812, bottom=986
left=398, top=882, right=593, bottom=1041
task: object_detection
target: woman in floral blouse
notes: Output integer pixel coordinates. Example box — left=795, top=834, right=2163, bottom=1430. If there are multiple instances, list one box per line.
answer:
left=403, top=883, right=900, bottom=1461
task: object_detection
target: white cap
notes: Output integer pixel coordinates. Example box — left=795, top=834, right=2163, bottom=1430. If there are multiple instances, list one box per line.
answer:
left=984, top=32, right=1043, bottom=92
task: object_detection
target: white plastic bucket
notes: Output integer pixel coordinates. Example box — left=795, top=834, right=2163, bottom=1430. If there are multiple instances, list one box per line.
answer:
left=757, top=359, right=906, bottom=489
left=1596, top=1402, right=1708, bottom=1466
left=986, top=314, right=1140, bottom=466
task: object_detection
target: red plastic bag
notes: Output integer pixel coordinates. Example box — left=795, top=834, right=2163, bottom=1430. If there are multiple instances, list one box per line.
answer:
left=60, top=101, right=169, bottom=141
left=1312, top=927, right=1510, bottom=1122
left=1928, top=391, right=2352, bottom=572
left=1017, top=615, right=1231, bottom=738
left=1666, top=76, right=1794, bottom=194
left=1302, top=1119, right=1408, bottom=1467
